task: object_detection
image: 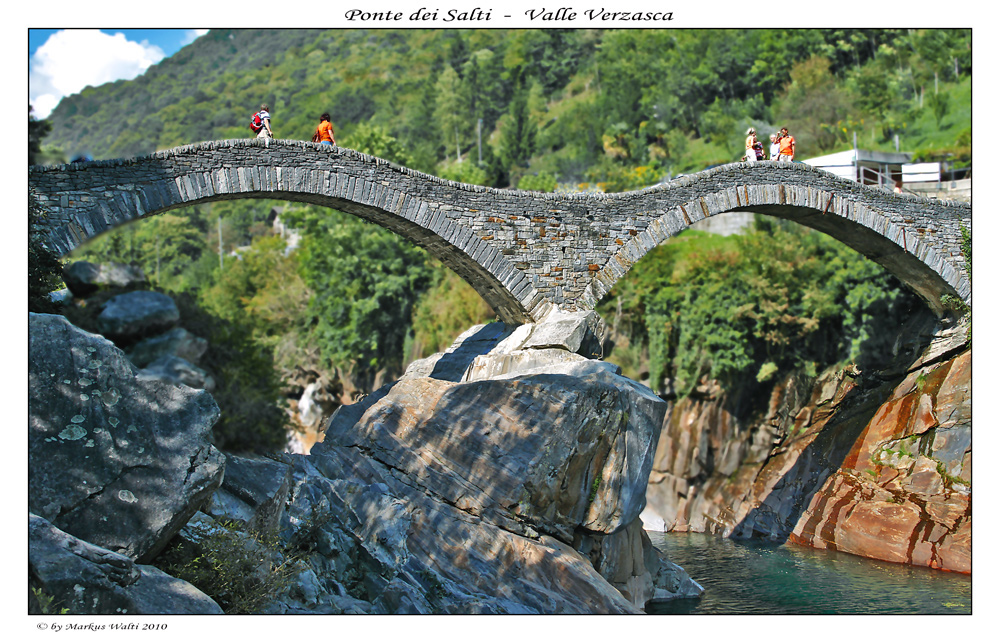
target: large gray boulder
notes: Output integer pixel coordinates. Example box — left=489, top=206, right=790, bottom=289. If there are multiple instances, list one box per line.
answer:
left=186, top=310, right=672, bottom=613
left=29, top=514, right=223, bottom=615
left=270, top=446, right=645, bottom=614
left=264, top=308, right=670, bottom=613
left=62, top=261, right=147, bottom=297
left=403, top=310, right=606, bottom=383
left=28, top=313, right=225, bottom=563
left=140, top=354, right=216, bottom=391
left=322, top=369, right=662, bottom=540
left=96, top=290, right=180, bottom=342
left=127, top=327, right=209, bottom=368
left=203, top=453, right=294, bottom=536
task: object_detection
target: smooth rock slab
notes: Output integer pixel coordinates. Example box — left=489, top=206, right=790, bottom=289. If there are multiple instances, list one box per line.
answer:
left=281, top=446, right=643, bottom=614
left=321, top=368, right=664, bottom=540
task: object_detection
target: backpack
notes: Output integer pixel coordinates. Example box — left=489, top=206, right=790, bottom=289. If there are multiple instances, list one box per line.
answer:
left=250, top=111, right=263, bottom=133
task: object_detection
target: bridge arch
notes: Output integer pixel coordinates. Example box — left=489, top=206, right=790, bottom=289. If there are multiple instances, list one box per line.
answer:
left=593, top=169, right=971, bottom=317
left=30, top=140, right=971, bottom=324
left=30, top=140, right=551, bottom=324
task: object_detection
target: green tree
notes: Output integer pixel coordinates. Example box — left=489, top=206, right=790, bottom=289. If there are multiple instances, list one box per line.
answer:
left=29, top=106, right=52, bottom=167
left=28, top=191, right=64, bottom=313
left=604, top=223, right=920, bottom=396
left=776, top=56, right=855, bottom=154
left=497, top=76, right=538, bottom=182
left=595, top=30, right=674, bottom=131
left=849, top=64, right=895, bottom=123
left=459, top=48, right=508, bottom=136
left=74, top=212, right=207, bottom=292
left=434, top=65, right=467, bottom=162
left=407, top=262, right=494, bottom=362
left=288, top=208, right=433, bottom=383
left=199, top=234, right=309, bottom=341
left=347, top=123, right=415, bottom=167
left=927, top=91, right=950, bottom=127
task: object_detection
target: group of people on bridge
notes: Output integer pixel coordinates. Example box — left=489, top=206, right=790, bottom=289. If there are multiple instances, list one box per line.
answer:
left=250, top=101, right=793, bottom=169
left=743, top=127, right=795, bottom=163
left=250, top=103, right=336, bottom=146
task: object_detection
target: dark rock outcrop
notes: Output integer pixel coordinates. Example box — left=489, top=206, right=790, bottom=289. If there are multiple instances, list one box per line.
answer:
left=28, top=313, right=225, bottom=564
left=140, top=354, right=216, bottom=391
left=28, top=309, right=703, bottom=614
left=96, top=291, right=180, bottom=342
left=204, top=453, right=294, bottom=537
left=29, top=514, right=223, bottom=615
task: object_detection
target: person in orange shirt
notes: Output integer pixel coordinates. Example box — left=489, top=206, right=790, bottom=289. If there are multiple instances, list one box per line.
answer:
left=777, top=127, right=795, bottom=161
left=313, top=113, right=336, bottom=146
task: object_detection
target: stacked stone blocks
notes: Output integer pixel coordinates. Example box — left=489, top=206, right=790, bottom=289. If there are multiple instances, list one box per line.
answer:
left=29, top=139, right=972, bottom=324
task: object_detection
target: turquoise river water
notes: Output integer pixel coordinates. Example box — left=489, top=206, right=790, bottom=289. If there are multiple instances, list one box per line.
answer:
left=646, top=532, right=971, bottom=615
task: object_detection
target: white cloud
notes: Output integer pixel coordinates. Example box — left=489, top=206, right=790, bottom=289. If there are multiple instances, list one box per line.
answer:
left=29, top=30, right=166, bottom=119
left=181, top=29, right=210, bottom=46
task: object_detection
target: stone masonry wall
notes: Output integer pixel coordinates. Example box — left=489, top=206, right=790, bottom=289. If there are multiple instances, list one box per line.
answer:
left=30, top=139, right=971, bottom=323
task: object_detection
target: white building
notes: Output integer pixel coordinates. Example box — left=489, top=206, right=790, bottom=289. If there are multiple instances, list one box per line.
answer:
left=802, top=148, right=911, bottom=189
left=802, top=148, right=968, bottom=201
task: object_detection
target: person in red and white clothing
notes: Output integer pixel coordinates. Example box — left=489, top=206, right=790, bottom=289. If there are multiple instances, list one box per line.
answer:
left=256, top=104, right=273, bottom=139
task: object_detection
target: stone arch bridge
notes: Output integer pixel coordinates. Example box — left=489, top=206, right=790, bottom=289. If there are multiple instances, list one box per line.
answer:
left=30, top=139, right=971, bottom=324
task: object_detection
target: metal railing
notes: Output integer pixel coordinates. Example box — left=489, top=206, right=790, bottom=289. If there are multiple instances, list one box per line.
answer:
left=807, top=163, right=924, bottom=197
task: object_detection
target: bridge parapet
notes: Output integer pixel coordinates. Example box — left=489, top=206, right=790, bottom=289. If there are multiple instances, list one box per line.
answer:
left=30, top=140, right=971, bottom=323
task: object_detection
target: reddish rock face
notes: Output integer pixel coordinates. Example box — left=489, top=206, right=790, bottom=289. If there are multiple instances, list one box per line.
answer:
left=644, top=336, right=971, bottom=574
left=790, top=351, right=971, bottom=573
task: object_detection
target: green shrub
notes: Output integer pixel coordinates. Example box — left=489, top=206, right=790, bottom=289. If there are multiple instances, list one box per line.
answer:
left=436, top=159, right=490, bottom=186
left=517, top=171, right=558, bottom=192
left=756, top=361, right=779, bottom=383
left=156, top=519, right=300, bottom=614
left=29, top=587, right=69, bottom=615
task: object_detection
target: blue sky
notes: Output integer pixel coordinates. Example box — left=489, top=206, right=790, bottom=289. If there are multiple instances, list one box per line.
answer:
left=29, top=29, right=208, bottom=118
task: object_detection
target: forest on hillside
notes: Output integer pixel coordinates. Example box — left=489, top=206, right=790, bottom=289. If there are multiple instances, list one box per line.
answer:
left=39, top=29, right=971, bottom=182
left=30, top=28, right=972, bottom=452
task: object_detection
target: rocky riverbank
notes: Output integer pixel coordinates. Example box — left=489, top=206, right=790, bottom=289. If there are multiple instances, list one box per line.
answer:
left=28, top=297, right=703, bottom=614
left=641, top=311, right=971, bottom=573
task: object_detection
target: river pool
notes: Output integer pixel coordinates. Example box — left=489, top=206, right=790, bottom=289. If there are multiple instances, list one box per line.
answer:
left=646, top=531, right=971, bottom=615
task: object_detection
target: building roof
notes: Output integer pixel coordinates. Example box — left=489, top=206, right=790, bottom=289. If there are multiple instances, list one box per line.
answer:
left=803, top=148, right=912, bottom=167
